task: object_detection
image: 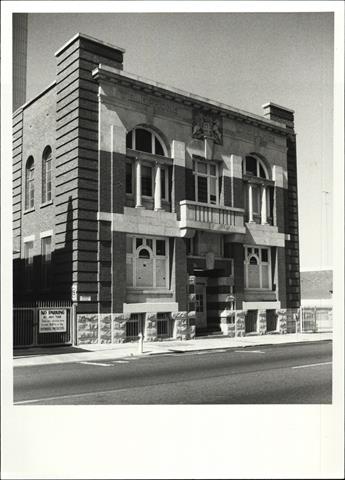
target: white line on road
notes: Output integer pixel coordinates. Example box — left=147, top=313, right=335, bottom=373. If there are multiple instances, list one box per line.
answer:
left=292, top=361, right=332, bottom=369
left=113, top=360, right=129, bottom=364
left=234, top=350, right=265, bottom=354
left=80, top=361, right=111, bottom=367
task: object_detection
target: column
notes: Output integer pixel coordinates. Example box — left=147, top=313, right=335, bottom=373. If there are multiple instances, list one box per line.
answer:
left=154, top=162, right=162, bottom=211
left=261, top=184, right=267, bottom=224
left=135, top=159, right=142, bottom=208
left=248, top=183, right=254, bottom=222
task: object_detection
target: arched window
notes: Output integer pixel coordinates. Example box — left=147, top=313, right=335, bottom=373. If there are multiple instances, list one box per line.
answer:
left=243, top=155, right=269, bottom=179
left=25, top=156, right=35, bottom=210
left=42, top=146, right=52, bottom=203
left=126, top=127, right=167, bottom=156
left=243, top=155, right=273, bottom=225
left=126, top=236, right=169, bottom=288
left=244, top=246, right=271, bottom=289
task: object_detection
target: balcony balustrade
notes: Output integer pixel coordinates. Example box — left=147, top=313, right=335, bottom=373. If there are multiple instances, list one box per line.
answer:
left=179, top=200, right=245, bottom=234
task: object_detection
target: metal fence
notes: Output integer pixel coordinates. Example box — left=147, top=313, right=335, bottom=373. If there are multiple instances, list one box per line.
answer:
left=13, top=300, right=73, bottom=348
left=300, top=306, right=332, bottom=333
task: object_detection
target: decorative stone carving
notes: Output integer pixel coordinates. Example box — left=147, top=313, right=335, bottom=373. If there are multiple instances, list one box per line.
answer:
left=192, top=110, right=223, bottom=145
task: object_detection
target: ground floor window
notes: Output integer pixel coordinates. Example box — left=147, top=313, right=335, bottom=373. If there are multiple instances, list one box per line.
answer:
left=244, top=245, right=271, bottom=289
left=157, top=312, right=170, bottom=337
left=245, top=310, right=258, bottom=333
left=266, top=310, right=277, bottom=331
left=126, top=236, right=169, bottom=288
left=126, top=314, right=141, bottom=339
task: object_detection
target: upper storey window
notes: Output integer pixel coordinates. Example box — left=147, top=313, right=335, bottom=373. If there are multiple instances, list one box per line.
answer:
left=243, top=155, right=273, bottom=225
left=126, top=127, right=167, bottom=156
left=25, top=156, right=35, bottom=210
left=193, top=158, right=219, bottom=205
left=243, top=155, right=268, bottom=179
left=42, top=146, right=52, bottom=204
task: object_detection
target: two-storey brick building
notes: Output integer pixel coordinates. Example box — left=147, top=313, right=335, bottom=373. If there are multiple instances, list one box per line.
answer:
left=13, top=33, right=301, bottom=345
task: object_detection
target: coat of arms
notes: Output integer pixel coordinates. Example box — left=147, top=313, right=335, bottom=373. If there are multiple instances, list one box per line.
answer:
left=192, top=110, right=223, bottom=145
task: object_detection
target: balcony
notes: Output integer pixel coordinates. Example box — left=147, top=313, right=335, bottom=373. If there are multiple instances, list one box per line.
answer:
left=179, top=200, right=245, bottom=235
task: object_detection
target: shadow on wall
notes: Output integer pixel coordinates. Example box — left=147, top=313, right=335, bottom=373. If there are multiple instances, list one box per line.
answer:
left=13, top=196, right=74, bottom=303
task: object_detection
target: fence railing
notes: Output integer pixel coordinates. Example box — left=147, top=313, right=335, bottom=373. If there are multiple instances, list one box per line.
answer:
left=13, top=300, right=73, bottom=348
left=300, top=306, right=332, bottom=333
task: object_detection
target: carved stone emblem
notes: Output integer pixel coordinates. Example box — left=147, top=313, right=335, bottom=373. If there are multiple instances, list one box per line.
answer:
left=192, top=110, right=223, bottom=145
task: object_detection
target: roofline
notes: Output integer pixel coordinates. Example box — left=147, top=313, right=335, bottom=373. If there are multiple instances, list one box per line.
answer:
left=12, top=81, right=56, bottom=116
left=55, top=32, right=126, bottom=57
left=93, top=65, right=290, bottom=135
left=262, top=102, right=295, bottom=114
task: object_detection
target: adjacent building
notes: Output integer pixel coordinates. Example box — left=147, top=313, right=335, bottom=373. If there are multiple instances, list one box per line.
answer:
left=13, top=33, right=301, bottom=345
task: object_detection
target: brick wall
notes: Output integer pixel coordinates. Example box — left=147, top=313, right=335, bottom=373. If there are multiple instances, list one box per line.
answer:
left=55, top=34, right=124, bottom=314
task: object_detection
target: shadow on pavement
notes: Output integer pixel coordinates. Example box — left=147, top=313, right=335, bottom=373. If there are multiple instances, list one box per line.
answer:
left=13, top=345, right=92, bottom=358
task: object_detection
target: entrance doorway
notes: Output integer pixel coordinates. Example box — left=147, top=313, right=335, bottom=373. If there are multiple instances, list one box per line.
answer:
left=195, top=278, right=207, bottom=329
left=245, top=310, right=258, bottom=333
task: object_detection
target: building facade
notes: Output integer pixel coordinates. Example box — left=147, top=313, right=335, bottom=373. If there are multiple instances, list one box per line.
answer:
left=13, top=33, right=301, bottom=345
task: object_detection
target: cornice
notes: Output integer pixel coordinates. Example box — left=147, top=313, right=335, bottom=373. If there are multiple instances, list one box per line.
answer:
left=92, top=64, right=290, bottom=137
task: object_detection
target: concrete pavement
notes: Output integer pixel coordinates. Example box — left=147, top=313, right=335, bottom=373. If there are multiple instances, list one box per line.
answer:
left=13, top=332, right=332, bottom=367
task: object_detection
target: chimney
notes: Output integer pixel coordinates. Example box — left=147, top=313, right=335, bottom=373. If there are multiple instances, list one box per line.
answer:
left=262, top=102, right=295, bottom=131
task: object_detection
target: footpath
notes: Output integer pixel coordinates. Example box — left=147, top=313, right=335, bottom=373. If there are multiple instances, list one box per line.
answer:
left=13, top=332, right=332, bottom=367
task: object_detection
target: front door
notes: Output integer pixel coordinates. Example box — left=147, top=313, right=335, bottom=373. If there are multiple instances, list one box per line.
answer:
left=195, top=278, right=207, bottom=328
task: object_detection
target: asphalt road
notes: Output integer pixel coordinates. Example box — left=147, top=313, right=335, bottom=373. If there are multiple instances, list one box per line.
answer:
left=13, top=341, right=332, bottom=405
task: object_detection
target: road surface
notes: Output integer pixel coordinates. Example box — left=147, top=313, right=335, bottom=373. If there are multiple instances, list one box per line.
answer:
left=13, top=341, right=332, bottom=404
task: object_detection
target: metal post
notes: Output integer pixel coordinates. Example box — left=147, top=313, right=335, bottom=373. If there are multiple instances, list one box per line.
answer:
left=138, top=332, right=144, bottom=354
left=72, top=303, right=77, bottom=345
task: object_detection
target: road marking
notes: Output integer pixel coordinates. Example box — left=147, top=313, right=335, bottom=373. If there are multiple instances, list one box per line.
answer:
left=113, top=360, right=129, bottom=364
left=80, top=361, right=111, bottom=367
left=234, top=350, right=265, bottom=354
left=292, top=361, right=332, bottom=369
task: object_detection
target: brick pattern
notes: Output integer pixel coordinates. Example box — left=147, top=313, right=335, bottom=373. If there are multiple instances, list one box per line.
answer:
left=55, top=36, right=124, bottom=314
left=285, top=135, right=301, bottom=308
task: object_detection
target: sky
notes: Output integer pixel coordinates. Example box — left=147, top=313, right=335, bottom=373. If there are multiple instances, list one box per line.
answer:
left=24, top=10, right=334, bottom=270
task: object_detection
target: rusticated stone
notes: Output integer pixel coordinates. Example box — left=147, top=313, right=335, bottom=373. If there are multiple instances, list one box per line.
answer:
left=277, top=309, right=288, bottom=334
left=99, top=314, right=112, bottom=344
left=77, top=314, right=98, bottom=344
left=144, top=312, right=157, bottom=341
left=235, top=310, right=245, bottom=337
left=258, top=309, right=267, bottom=335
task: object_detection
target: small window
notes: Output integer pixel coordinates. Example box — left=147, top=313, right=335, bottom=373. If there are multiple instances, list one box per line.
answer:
left=24, top=241, right=34, bottom=290
left=126, top=162, right=133, bottom=194
left=138, top=248, right=150, bottom=259
left=42, top=147, right=52, bottom=204
left=25, top=157, right=35, bottom=210
left=135, top=128, right=152, bottom=153
left=156, top=239, right=166, bottom=256
left=41, top=236, right=52, bottom=289
left=245, top=156, right=257, bottom=176
left=136, top=238, right=143, bottom=249
left=249, top=256, right=258, bottom=265
left=261, top=249, right=268, bottom=262
left=161, top=168, right=166, bottom=200
left=141, top=165, right=152, bottom=197
left=126, top=127, right=167, bottom=156
left=155, top=137, right=164, bottom=156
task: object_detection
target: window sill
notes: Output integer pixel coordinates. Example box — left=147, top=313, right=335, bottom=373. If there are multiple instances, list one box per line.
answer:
left=40, top=200, right=53, bottom=209
left=23, top=208, right=35, bottom=215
